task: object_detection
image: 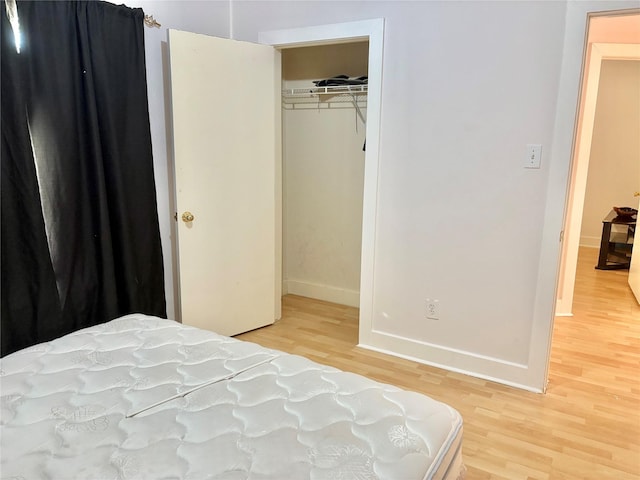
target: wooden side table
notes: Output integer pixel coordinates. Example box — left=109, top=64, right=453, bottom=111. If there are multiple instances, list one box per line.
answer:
left=595, top=209, right=636, bottom=270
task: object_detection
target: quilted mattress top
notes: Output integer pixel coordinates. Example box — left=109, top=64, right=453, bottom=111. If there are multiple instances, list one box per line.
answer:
left=1, top=314, right=462, bottom=479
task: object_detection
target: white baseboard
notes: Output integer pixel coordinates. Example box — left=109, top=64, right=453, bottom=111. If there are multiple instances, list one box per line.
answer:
left=285, top=280, right=360, bottom=308
left=579, top=236, right=601, bottom=248
left=358, top=329, right=544, bottom=392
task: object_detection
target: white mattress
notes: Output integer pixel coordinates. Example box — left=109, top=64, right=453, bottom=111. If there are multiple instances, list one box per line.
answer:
left=1, top=314, right=464, bottom=479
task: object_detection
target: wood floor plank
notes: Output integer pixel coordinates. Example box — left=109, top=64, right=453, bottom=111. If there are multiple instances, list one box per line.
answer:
left=237, top=247, right=640, bottom=478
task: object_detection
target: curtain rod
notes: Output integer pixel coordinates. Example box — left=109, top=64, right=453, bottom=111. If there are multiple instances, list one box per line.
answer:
left=144, top=15, right=161, bottom=28
left=4, top=1, right=161, bottom=32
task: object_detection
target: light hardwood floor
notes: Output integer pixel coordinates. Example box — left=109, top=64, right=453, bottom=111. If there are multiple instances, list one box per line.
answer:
left=237, top=247, right=640, bottom=479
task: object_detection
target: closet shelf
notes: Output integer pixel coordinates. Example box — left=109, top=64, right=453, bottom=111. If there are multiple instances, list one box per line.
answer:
left=283, top=85, right=367, bottom=96
left=282, top=85, right=367, bottom=105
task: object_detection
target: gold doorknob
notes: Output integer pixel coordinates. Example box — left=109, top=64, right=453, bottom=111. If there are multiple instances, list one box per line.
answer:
left=181, top=211, right=194, bottom=222
left=634, top=192, right=640, bottom=197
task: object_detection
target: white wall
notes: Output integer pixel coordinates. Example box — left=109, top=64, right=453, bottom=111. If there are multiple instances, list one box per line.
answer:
left=282, top=44, right=368, bottom=307
left=131, top=0, right=640, bottom=390
left=580, top=60, right=640, bottom=247
left=234, top=1, right=565, bottom=388
left=283, top=107, right=366, bottom=306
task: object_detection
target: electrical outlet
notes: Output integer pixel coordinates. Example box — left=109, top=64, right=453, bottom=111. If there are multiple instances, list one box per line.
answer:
left=524, top=144, right=542, bottom=169
left=426, top=299, right=440, bottom=320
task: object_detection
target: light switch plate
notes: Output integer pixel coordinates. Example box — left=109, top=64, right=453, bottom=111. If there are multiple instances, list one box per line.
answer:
left=525, top=144, right=542, bottom=169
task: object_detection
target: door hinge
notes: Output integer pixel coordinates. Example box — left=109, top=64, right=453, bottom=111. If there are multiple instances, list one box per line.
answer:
left=559, top=229, right=564, bottom=242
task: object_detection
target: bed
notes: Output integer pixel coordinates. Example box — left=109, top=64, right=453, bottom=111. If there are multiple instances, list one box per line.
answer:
left=0, top=314, right=465, bottom=479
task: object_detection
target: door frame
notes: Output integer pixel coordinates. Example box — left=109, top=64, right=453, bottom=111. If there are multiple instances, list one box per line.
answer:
left=534, top=8, right=640, bottom=392
left=556, top=40, right=640, bottom=316
left=258, top=19, right=384, bottom=344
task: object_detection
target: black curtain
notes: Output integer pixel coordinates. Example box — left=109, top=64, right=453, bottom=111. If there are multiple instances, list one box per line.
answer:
left=1, top=1, right=166, bottom=356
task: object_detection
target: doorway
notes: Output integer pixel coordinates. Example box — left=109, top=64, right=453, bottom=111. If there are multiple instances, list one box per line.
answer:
left=259, top=19, right=384, bottom=345
left=547, top=10, right=640, bottom=393
left=280, top=42, right=368, bottom=311
left=555, top=11, right=640, bottom=316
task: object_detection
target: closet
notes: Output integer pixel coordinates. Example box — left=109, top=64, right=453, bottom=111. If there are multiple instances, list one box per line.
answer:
left=281, top=41, right=369, bottom=309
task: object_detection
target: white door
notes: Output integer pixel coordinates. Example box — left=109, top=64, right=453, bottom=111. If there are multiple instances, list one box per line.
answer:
left=629, top=195, right=640, bottom=302
left=168, top=30, right=281, bottom=336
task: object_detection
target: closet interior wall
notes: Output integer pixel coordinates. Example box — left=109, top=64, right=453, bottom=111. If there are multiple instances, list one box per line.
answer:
left=282, top=42, right=369, bottom=308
